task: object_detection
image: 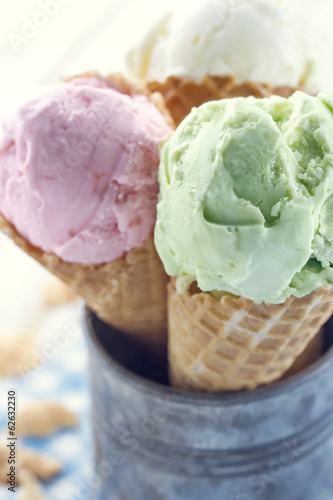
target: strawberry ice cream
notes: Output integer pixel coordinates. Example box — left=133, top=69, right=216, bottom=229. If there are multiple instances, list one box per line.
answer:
left=0, top=77, right=171, bottom=264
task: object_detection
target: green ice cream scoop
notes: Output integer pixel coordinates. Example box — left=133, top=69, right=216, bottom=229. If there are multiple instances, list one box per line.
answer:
left=154, top=91, right=333, bottom=304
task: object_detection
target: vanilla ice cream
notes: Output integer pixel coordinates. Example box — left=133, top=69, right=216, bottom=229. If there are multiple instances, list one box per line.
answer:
left=128, top=0, right=333, bottom=93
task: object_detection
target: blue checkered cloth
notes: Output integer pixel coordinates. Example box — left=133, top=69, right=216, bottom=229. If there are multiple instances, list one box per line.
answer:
left=0, top=313, right=93, bottom=500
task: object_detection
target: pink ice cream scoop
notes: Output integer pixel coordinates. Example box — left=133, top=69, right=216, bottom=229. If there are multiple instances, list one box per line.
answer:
left=0, top=77, right=171, bottom=264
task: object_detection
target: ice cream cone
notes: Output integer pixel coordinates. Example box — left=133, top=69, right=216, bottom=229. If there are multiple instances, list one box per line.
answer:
left=168, top=279, right=333, bottom=392
left=0, top=214, right=168, bottom=355
left=0, top=74, right=173, bottom=359
left=147, top=76, right=300, bottom=126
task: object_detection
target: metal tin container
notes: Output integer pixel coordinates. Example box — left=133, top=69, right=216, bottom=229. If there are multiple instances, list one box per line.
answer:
left=83, top=308, right=333, bottom=500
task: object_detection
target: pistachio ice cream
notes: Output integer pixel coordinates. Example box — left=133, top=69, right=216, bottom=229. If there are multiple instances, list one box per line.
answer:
left=155, top=91, right=333, bottom=303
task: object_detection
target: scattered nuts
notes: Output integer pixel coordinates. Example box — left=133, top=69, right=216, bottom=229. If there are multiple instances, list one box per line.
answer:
left=0, top=444, right=62, bottom=484
left=18, top=469, right=46, bottom=500
left=43, top=277, right=77, bottom=308
left=17, top=401, right=78, bottom=437
left=0, top=334, right=38, bottom=376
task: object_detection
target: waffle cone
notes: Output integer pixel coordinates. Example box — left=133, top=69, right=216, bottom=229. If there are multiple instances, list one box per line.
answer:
left=0, top=216, right=169, bottom=354
left=0, top=73, right=173, bottom=358
left=168, top=279, right=333, bottom=392
left=147, top=76, right=300, bottom=126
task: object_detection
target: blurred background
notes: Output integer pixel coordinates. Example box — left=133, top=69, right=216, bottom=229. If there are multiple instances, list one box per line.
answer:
left=1, top=0, right=333, bottom=498
left=0, top=0, right=181, bottom=95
